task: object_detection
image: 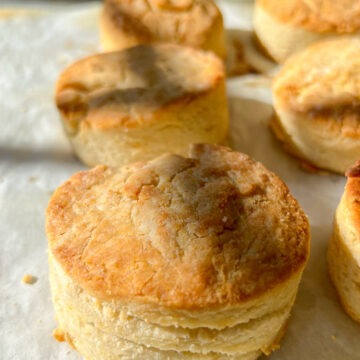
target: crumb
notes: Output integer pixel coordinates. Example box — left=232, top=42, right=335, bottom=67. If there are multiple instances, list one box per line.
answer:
left=28, top=176, right=38, bottom=183
left=331, top=335, right=337, bottom=341
left=53, top=328, right=65, bottom=342
left=262, top=343, right=280, bottom=356
left=22, top=274, right=37, bottom=285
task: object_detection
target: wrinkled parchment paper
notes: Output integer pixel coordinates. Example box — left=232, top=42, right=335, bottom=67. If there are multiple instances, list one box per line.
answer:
left=1, top=1, right=359, bottom=359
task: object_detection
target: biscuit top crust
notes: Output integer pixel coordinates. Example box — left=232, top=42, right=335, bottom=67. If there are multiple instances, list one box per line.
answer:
left=46, top=144, right=309, bottom=309
left=273, top=38, right=360, bottom=115
left=55, top=44, right=224, bottom=133
left=103, top=0, right=222, bottom=44
left=345, top=160, right=360, bottom=238
left=257, top=0, right=360, bottom=33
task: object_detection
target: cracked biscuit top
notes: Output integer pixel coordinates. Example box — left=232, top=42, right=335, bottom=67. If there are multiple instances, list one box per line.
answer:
left=258, top=0, right=360, bottom=33
left=55, top=43, right=224, bottom=134
left=46, top=144, right=309, bottom=309
left=273, top=38, right=360, bottom=114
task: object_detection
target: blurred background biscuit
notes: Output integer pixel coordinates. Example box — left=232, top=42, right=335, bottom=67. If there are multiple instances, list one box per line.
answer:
left=254, top=0, right=360, bottom=63
left=272, top=38, right=360, bottom=173
left=55, top=44, right=228, bottom=167
left=100, top=0, right=226, bottom=59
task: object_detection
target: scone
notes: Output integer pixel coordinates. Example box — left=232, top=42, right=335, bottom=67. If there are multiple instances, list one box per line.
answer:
left=47, top=143, right=310, bottom=360
left=254, top=0, right=360, bottom=63
left=328, top=161, right=360, bottom=323
left=55, top=44, right=228, bottom=168
left=100, top=0, right=226, bottom=59
left=271, top=38, right=360, bottom=174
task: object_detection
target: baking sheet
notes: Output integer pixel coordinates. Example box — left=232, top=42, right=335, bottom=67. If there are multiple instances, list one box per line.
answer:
left=0, top=1, right=359, bottom=359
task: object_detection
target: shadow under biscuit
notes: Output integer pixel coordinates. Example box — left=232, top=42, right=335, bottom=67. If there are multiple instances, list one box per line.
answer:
left=226, top=29, right=277, bottom=77
left=227, top=95, right=299, bottom=180
left=0, top=145, right=80, bottom=166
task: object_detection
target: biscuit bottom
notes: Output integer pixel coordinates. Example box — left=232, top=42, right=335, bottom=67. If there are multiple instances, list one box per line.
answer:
left=49, top=253, right=300, bottom=359
left=270, top=108, right=360, bottom=174
left=328, top=197, right=360, bottom=323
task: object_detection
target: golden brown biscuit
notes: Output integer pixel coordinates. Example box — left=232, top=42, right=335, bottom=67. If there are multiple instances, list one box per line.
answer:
left=55, top=44, right=228, bottom=167
left=328, top=161, right=360, bottom=323
left=272, top=38, right=360, bottom=174
left=47, top=144, right=310, bottom=359
left=100, top=0, right=226, bottom=59
left=254, top=0, right=360, bottom=63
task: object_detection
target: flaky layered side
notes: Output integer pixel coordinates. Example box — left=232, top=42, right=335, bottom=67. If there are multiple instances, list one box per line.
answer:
left=100, top=0, right=226, bottom=59
left=49, top=253, right=298, bottom=358
left=254, top=0, right=360, bottom=63
left=55, top=44, right=228, bottom=168
left=328, top=162, right=360, bottom=323
left=272, top=38, right=360, bottom=173
left=47, top=144, right=310, bottom=359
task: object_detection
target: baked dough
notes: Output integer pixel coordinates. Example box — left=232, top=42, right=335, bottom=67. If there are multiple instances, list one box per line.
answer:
left=272, top=37, right=360, bottom=173
left=328, top=161, right=360, bottom=323
left=254, top=0, right=360, bottom=63
left=100, top=0, right=226, bottom=59
left=47, top=144, right=310, bottom=359
left=55, top=44, right=228, bottom=167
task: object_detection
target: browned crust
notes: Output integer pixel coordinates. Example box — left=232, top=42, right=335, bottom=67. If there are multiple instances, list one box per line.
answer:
left=344, top=161, right=360, bottom=238
left=273, top=38, right=360, bottom=115
left=46, top=144, right=309, bottom=309
left=54, top=44, right=225, bottom=133
left=102, top=0, right=223, bottom=48
left=346, top=160, right=360, bottom=178
left=102, top=0, right=152, bottom=45
left=257, top=0, right=360, bottom=33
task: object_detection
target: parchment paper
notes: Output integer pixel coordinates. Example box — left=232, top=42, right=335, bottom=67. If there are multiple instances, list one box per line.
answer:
left=0, top=1, right=359, bottom=359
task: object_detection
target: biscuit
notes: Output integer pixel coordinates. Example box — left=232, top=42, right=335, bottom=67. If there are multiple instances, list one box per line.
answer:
left=55, top=44, right=228, bottom=167
left=47, top=144, right=310, bottom=360
left=328, top=161, right=360, bottom=323
left=254, top=0, right=360, bottom=63
left=272, top=38, right=360, bottom=174
left=100, top=0, right=226, bottom=59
